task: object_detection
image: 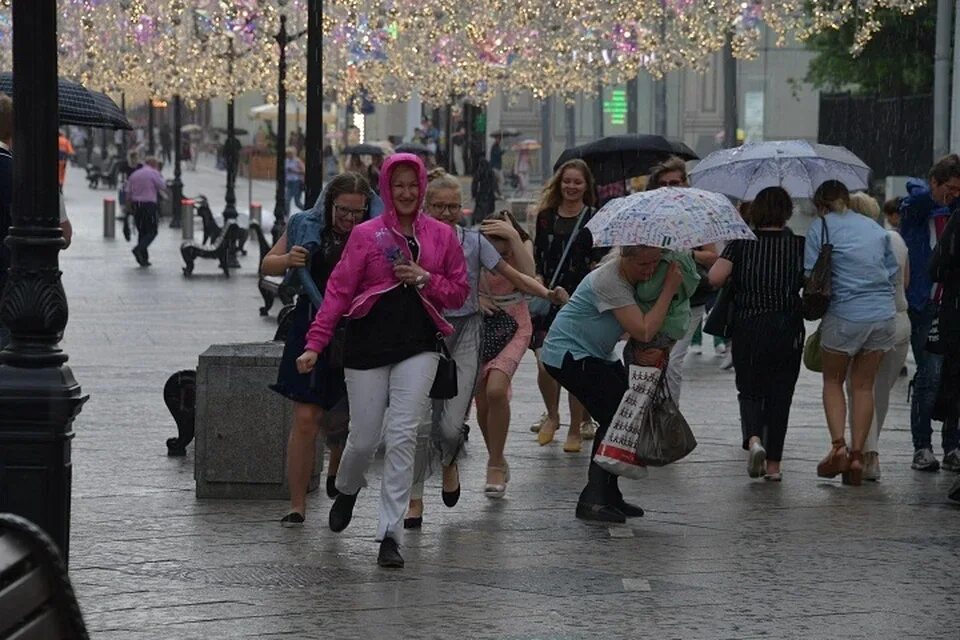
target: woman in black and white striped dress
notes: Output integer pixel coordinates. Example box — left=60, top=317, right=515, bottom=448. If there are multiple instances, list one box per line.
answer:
left=708, top=186, right=806, bottom=481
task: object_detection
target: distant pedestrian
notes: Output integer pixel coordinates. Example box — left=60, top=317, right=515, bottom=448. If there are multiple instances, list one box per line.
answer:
left=470, top=157, right=498, bottom=224
left=159, top=124, right=172, bottom=164
left=285, top=147, right=305, bottom=212
left=807, top=180, right=898, bottom=486
left=490, top=134, right=504, bottom=189
left=125, top=157, right=168, bottom=266
left=57, top=130, right=75, bottom=192
left=296, top=154, right=469, bottom=569
left=262, top=172, right=373, bottom=527
left=709, top=187, right=805, bottom=481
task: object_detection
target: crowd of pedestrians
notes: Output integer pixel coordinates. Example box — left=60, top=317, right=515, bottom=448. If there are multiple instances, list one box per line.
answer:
left=264, top=148, right=960, bottom=569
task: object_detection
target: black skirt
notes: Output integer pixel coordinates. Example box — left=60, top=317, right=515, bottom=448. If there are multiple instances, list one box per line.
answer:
left=270, top=297, right=347, bottom=411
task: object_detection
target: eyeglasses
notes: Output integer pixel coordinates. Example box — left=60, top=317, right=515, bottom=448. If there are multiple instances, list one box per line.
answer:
left=429, top=203, right=462, bottom=214
left=334, top=204, right=366, bottom=218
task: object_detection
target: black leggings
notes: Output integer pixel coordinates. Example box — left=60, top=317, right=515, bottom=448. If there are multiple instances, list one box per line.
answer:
left=545, top=353, right=628, bottom=505
left=731, top=312, right=804, bottom=462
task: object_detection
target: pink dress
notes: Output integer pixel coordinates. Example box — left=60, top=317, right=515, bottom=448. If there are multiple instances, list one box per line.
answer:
left=480, top=270, right=532, bottom=380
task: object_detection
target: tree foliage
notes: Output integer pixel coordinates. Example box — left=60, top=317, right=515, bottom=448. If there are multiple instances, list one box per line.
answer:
left=805, top=5, right=936, bottom=96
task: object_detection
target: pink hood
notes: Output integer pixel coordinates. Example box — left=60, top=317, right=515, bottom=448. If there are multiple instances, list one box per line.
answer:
left=303, top=153, right=470, bottom=354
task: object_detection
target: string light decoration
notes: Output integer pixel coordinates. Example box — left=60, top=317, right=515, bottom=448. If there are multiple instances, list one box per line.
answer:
left=0, top=0, right=927, bottom=106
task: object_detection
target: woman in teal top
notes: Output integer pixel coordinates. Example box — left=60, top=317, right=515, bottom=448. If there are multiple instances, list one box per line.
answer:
left=805, top=180, right=898, bottom=486
left=542, top=246, right=686, bottom=523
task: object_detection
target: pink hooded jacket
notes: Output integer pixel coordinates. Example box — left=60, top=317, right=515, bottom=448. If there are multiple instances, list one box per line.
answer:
left=304, top=153, right=469, bottom=354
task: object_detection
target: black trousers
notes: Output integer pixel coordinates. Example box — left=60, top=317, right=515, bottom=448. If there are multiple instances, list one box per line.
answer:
left=731, top=311, right=804, bottom=462
left=545, top=353, right=628, bottom=505
left=133, top=201, right=159, bottom=259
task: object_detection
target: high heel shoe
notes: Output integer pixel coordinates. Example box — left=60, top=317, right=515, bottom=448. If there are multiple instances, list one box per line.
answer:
left=842, top=450, right=864, bottom=486
left=484, top=464, right=509, bottom=499
left=817, top=438, right=850, bottom=478
left=537, top=418, right=559, bottom=446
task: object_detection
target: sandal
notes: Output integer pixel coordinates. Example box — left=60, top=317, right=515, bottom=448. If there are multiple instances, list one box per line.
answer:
left=816, top=438, right=850, bottom=478
left=484, top=463, right=509, bottom=499
left=563, top=432, right=582, bottom=453
left=530, top=412, right=547, bottom=433
left=842, top=450, right=864, bottom=486
left=580, top=419, right=598, bottom=441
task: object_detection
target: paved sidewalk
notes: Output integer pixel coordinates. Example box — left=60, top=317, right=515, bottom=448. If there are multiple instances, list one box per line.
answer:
left=54, top=164, right=959, bottom=639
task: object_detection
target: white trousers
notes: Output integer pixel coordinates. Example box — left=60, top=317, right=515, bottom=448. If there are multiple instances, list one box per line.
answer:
left=666, top=305, right=705, bottom=405
left=846, top=338, right=910, bottom=454
left=338, top=351, right=439, bottom=543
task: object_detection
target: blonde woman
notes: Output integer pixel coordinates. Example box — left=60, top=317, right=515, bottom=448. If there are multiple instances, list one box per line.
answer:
left=806, top=181, right=898, bottom=486
left=405, top=173, right=567, bottom=527
left=531, top=159, right=603, bottom=451
left=844, top=192, right=910, bottom=481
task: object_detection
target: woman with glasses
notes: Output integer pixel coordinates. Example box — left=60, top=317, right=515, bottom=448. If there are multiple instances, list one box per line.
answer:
left=405, top=172, right=568, bottom=527
left=645, top=157, right=720, bottom=402
left=531, top=159, right=604, bottom=452
left=262, top=172, right=372, bottom=528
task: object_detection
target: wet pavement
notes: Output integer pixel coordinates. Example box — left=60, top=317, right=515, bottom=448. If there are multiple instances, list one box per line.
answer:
left=53, top=164, right=959, bottom=639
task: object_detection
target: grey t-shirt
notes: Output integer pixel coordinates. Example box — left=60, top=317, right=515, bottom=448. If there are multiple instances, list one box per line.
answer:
left=593, top=259, right=636, bottom=312
left=447, top=226, right=502, bottom=317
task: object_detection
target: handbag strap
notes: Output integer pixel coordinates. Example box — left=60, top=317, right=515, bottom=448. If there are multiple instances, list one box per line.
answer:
left=548, top=206, right=590, bottom=289
left=820, top=215, right=831, bottom=247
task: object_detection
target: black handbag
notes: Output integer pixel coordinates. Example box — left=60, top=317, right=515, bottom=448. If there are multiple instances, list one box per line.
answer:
left=702, top=243, right=737, bottom=338
left=637, top=371, right=697, bottom=467
left=481, top=310, right=519, bottom=363
left=429, top=336, right=458, bottom=399
left=803, top=218, right=833, bottom=320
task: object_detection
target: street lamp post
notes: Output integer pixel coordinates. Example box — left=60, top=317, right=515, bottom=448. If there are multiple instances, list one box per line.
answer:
left=222, top=36, right=240, bottom=221
left=304, top=0, right=322, bottom=207
left=148, top=99, right=155, bottom=155
left=170, top=94, right=183, bottom=229
left=0, top=0, right=87, bottom=564
left=273, top=13, right=307, bottom=243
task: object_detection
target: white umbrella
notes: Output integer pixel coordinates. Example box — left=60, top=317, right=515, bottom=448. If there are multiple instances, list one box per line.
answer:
left=249, top=102, right=307, bottom=124
left=689, top=140, right=870, bottom=201
left=587, top=187, right=756, bottom=250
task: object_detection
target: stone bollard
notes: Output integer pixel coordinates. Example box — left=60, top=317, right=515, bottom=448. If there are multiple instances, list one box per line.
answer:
left=181, top=199, right=195, bottom=240
left=249, top=202, right=262, bottom=226
left=103, top=198, right=116, bottom=239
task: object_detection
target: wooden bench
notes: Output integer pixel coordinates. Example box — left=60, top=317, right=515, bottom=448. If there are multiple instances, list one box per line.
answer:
left=0, top=513, right=89, bottom=640
left=249, top=221, right=295, bottom=316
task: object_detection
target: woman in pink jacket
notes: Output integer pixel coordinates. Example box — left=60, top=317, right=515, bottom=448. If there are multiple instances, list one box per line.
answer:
left=296, top=153, right=469, bottom=569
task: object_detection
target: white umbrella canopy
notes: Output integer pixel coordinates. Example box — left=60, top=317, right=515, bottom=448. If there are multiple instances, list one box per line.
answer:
left=689, top=140, right=870, bottom=201
left=249, top=102, right=307, bottom=123
left=587, top=187, right=756, bottom=250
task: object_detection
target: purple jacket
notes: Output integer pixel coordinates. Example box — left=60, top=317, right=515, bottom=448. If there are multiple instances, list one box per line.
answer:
left=304, top=153, right=469, bottom=353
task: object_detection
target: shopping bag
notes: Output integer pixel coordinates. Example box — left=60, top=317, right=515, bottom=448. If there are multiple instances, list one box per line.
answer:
left=594, top=365, right=660, bottom=479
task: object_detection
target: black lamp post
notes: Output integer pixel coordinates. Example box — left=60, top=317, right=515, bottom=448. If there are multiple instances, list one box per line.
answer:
left=304, top=0, right=321, bottom=207
left=0, top=0, right=87, bottom=564
left=170, top=94, right=183, bottom=229
left=148, top=98, right=155, bottom=155
left=273, top=13, right=307, bottom=243
left=222, top=36, right=241, bottom=221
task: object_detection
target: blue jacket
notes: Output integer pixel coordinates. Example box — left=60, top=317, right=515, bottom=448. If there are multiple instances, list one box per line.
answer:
left=899, top=178, right=952, bottom=312
left=281, top=187, right=385, bottom=306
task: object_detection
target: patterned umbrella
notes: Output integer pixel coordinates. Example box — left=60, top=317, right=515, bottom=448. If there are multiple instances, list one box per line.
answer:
left=0, top=73, right=131, bottom=130
left=689, top=140, right=870, bottom=200
left=587, top=187, right=756, bottom=249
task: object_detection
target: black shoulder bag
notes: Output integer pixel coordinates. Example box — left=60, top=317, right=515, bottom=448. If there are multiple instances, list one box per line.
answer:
left=803, top=217, right=833, bottom=321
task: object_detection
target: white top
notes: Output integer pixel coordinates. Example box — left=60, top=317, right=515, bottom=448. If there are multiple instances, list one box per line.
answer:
left=888, top=230, right=910, bottom=344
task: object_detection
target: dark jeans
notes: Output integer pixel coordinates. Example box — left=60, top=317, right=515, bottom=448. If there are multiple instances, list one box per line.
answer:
left=545, top=353, right=628, bottom=506
left=732, top=312, right=803, bottom=462
left=133, top=201, right=159, bottom=260
left=909, top=302, right=959, bottom=451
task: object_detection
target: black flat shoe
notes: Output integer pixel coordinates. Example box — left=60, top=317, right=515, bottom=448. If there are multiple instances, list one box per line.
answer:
left=441, top=485, right=460, bottom=508
left=575, top=502, right=626, bottom=524
left=403, top=516, right=422, bottom=530
left=377, top=536, right=404, bottom=569
left=612, top=500, right=644, bottom=518
left=326, top=475, right=338, bottom=499
left=329, top=490, right=359, bottom=533
left=280, top=512, right=305, bottom=528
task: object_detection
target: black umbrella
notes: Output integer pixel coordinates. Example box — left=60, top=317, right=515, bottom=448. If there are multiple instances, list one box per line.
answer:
left=554, top=134, right=698, bottom=185
left=0, top=73, right=132, bottom=130
left=489, top=128, right=521, bottom=138
left=213, top=127, right=250, bottom=137
left=344, top=143, right=385, bottom=156
left=394, top=142, right=430, bottom=156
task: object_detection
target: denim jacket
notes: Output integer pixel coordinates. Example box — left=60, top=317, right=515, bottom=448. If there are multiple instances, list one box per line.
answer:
left=281, top=188, right=385, bottom=306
